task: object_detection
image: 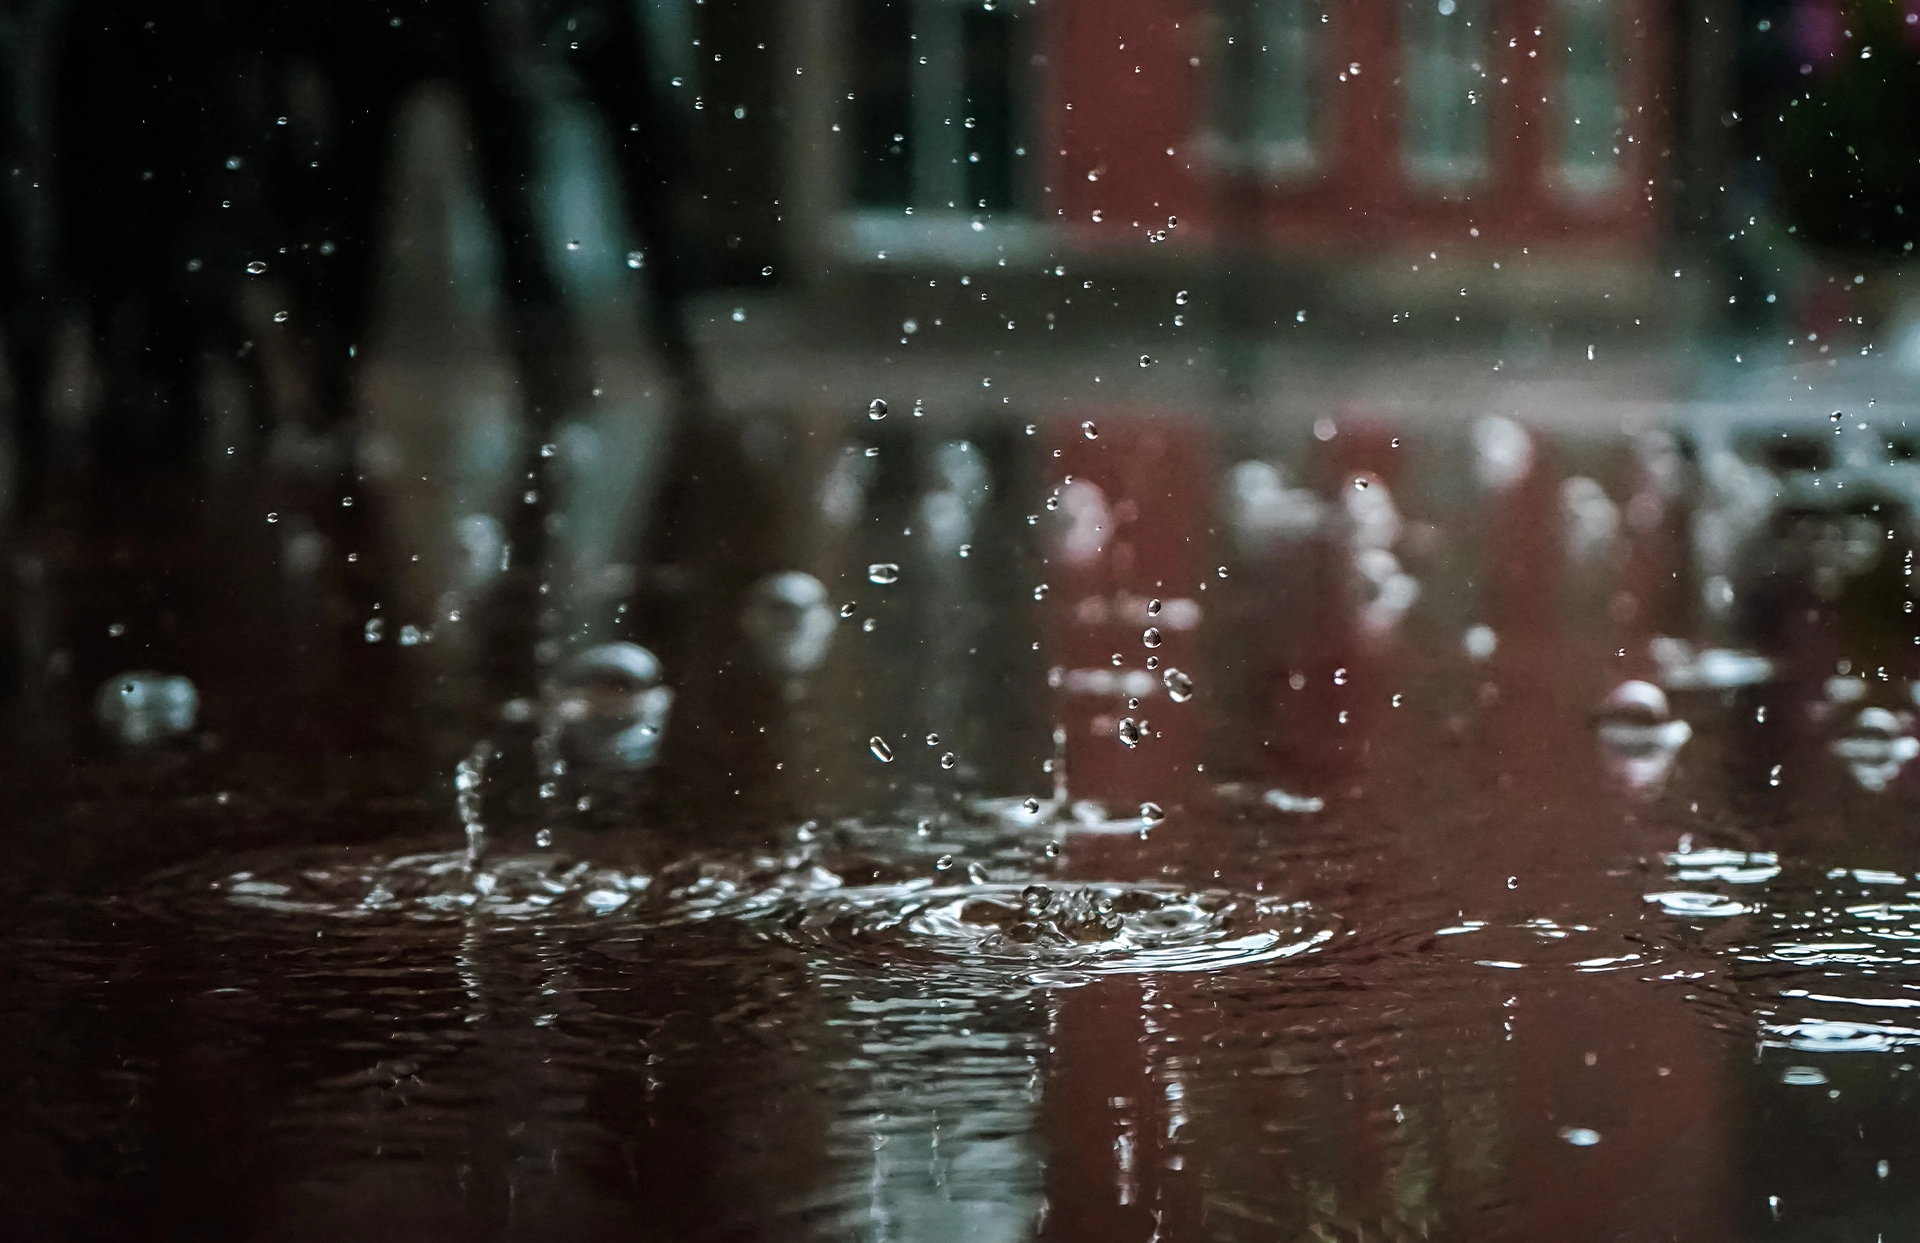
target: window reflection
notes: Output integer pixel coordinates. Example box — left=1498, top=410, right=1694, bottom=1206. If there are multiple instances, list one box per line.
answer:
left=1214, top=0, right=1326, bottom=177
left=1556, top=0, right=1623, bottom=197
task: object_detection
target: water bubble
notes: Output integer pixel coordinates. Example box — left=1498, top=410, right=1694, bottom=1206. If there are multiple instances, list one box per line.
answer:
left=870, top=736, right=895, bottom=763
left=1143, top=626, right=1163, bottom=648
left=741, top=571, right=837, bottom=676
left=245, top=260, right=266, bottom=275
left=940, top=752, right=956, bottom=769
left=1139, top=801, right=1165, bottom=825
left=869, top=398, right=888, bottom=420
left=1163, top=668, right=1194, bottom=702
left=95, top=672, right=198, bottom=744
left=867, top=562, right=901, bottom=585
left=1118, top=718, right=1143, bottom=747
left=1081, top=420, right=1099, bottom=439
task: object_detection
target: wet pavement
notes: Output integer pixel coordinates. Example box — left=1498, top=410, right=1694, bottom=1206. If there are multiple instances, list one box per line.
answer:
left=7, top=365, right=1920, bottom=1242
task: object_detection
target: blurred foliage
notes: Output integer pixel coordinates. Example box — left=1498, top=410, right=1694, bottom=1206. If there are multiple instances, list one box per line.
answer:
left=1768, top=1, right=1920, bottom=253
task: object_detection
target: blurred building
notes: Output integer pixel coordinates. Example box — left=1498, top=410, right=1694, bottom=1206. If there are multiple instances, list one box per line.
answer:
left=746, top=0, right=1708, bottom=339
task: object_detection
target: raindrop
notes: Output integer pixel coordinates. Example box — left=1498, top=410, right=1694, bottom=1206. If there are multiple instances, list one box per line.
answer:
left=940, top=752, right=956, bottom=769
left=1391, top=438, right=1401, bottom=448
left=272, top=310, right=289, bottom=323
left=1139, top=354, right=1154, bottom=367
left=1353, top=476, right=1369, bottom=490
left=1163, top=668, right=1194, bottom=702
left=1145, top=655, right=1159, bottom=670
left=1021, top=884, right=1054, bottom=914
left=869, top=398, right=888, bottom=420
left=1333, top=667, right=1348, bottom=686
left=1082, top=420, right=1099, bottom=439
left=867, top=562, right=901, bottom=585
left=265, top=512, right=279, bottom=524
left=1147, top=598, right=1162, bottom=615
left=1118, top=718, right=1143, bottom=747
left=1143, top=626, right=1163, bottom=648
left=1216, top=566, right=1229, bottom=579
left=926, top=733, right=940, bottom=746
left=1167, top=215, right=1178, bottom=228
left=1140, top=801, right=1165, bottom=825
left=1023, top=796, right=1041, bottom=813
left=730, top=307, right=746, bottom=323
left=1174, top=290, right=1189, bottom=305
left=626, top=251, right=645, bottom=269
left=1033, top=583, right=1049, bottom=600
left=1769, top=763, right=1782, bottom=787
left=364, top=618, right=384, bottom=642
left=245, top=260, right=266, bottom=275
left=1043, top=840, right=1061, bottom=858
left=565, top=239, right=582, bottom=251
left=870, top=736, right=895, bottom=763
left=1558, top=1127, right=1601, bottom=1147
left=534, top=828, right=554, bottom=848
left=935, top=854, right=955, bottom=871
left=1831, top=410, right=1843, bottom=423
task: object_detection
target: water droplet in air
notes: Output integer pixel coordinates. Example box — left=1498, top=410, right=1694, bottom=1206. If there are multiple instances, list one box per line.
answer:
left=935, top=854, right=955, bottom=871
left=840, top=601, right=857, bottom=618
left=1353, top=476, right=1368, bottom=490
left=626, top=251, right=645, bottom=269
left=1043, top=840, right=1061, bottom=858
left=272, top=310, right=289, bottom=322
left=1216, top=565, right=1229, bottom=579
left=1118, top=718, right=1143, bottom=747
left=870, top=736, right=895, bottom=763
left=265, top=512, right=279, bottom=524
left=869, top=398, right=888, bottom=419
left=1147, top=598, right=1162, bottom=615
left=1021, top=884, right=1054, bottom=914
left=926, top=733, right=940, bottom=746
left=1558, top=1127, right=1601, bottom=1147
left=1143, top=626, right=1163, bottom=648
left=1140, top=354, right=1154, bottom=367
left=1033, top=583, right=1049, bottom=600
left=534, top=828, right=554, bottom=848
left=1769, top=763, right=1782, bottom=787
left=1831, top=410, right=1843, bottom=423
left=364, top=618, right=384, bottom=642
left=1333, top=667, right=1348, bottom=686
left=867, top=562, right=900, bottom=585
left=245, top=260, right=266, bottom=274
left=1174, top=289, right=1189, bottom=305
left=1163, top=668, right=1194, bottom=702
left=1145, top=655, right=1159, bottom=670
left=1023, top=796, right=1041, bottom=813
left=940, top=752, right=956, bottom=769
left=1082, top=421, right=1099, bottom=439
left=1140, top=801, right=1165, bottom=825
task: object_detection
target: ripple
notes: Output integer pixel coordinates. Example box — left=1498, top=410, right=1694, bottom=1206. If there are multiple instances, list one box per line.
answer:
left=764, top=881, right=1336, bottom=978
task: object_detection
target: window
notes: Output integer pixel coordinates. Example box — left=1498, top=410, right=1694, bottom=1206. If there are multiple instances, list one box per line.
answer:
left=1401, top=0, right=1489, bottom=186
left=1555, top=0, right=1623, bottom=196
left=1215, top=0, right=1327, bottom=176
left=849, top=0, right=1027, bottom=214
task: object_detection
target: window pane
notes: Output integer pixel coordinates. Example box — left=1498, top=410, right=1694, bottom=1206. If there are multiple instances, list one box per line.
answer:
left=1557, top=0, right=1622, bottom=195
left=1401, top=0, right=1489, bottom=184
left=851, top=0, right=915, bottom=207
